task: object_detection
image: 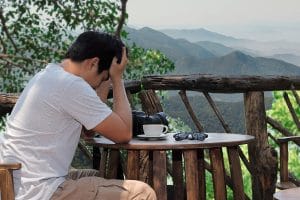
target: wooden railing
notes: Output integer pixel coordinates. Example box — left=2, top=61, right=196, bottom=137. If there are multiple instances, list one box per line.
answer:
left=1, top=74, right=300, bottom=200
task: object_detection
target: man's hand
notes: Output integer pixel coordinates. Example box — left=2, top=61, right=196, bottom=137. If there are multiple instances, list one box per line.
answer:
left=109, top=47, right=128, bottom=82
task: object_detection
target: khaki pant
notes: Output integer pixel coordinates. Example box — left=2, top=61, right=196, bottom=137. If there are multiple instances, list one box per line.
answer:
left=50, top=169, right=157, bottom=200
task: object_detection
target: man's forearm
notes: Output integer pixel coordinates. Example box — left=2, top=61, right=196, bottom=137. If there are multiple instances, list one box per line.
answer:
left=112, top=79, right=132, bottom=132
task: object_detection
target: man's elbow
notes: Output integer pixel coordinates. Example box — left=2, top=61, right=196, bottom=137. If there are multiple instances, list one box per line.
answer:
left=115, top=130, right=132, bottom=143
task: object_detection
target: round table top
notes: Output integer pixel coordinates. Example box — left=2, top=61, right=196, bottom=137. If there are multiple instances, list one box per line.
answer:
left=273, top=187, right=300, bottom=200
left=86, top=133, right=255, bottom=150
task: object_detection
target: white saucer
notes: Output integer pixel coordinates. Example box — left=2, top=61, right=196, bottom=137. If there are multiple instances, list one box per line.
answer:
left=136, top=134, right=168, bottom=140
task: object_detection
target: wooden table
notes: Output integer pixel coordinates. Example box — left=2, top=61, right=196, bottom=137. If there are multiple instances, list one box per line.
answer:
left=273, top=187, right=300, bottom=200
left=86, top=133, right=254, bottom=200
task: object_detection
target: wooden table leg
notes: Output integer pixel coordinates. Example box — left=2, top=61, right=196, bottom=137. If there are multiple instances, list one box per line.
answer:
left=93, top=147, right=101, bottom=170
left=184, top=149, right=200, bottom=200
left=153, top=150, right=167, bottom=200
left=210, top=147, right=227, bottom=200
left=172, top=150, right=184, bottom=200
left=107, top=149, right=120, bottom=179
left=198, top=149, right=206, bottom=200
left=126, top=150, right=139, bottom=180
left=227, top=146, right=245, bottom=200
left=148, top=151, right=153, bottom=187
left=99, top=148, right=108, bottom=178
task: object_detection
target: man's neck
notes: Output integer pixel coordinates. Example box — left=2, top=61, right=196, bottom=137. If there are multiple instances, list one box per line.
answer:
left=60, top=59, right=82, bottom=76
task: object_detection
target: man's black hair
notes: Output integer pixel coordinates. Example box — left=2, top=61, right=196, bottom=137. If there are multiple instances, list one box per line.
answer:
left=65, top=31, right=125, bottom=73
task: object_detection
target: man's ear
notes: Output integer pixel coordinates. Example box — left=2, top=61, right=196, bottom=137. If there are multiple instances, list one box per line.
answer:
left=91, top=57, right=99, bottom=68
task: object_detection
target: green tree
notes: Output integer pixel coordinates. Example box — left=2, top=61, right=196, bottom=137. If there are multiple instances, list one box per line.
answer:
left=0, top=0, right=122, bottom=92
left=125, top=43, right=174, bottom=80
left=267, top=91, right=300, bottom=134
left=0, top=0, right=174, bottom=93
left=0, top=0, right=176, bottom=128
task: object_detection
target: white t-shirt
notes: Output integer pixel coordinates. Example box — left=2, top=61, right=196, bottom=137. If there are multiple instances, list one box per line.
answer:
left=0, top=63, right=112, bottom=200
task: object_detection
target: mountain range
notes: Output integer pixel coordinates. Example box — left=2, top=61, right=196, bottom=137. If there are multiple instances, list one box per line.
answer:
left=161, top=28, right=300, bottom=63
left=124, top=26, right=297, bottom=131
left=125, top=27, right=300, bottom=73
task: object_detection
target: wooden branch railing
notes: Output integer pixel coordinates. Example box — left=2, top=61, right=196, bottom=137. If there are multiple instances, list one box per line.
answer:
left=283, top=92, right=300, bottom=130
left=142, top=74, right=300, bottom=92
left=2, top=75, right=300, bottom=106
left=2, top=74, right=300, bottom=200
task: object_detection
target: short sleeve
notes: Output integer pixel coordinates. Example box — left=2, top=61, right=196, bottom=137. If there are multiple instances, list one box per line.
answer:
left=61, top=78, right=112, bottom=130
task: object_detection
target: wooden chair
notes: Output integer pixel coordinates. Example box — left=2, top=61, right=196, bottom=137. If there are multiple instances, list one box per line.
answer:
left=0, top=163, right=21, bottom=200
left=276, top=136, right=300, bottom=190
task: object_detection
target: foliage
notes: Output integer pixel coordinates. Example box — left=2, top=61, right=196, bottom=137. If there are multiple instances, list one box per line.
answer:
left=0, top=0, right=121, bottom=92
left=124, top=43, right=175, bottom=80
left=166, top=116, right=191, bottom=133
left=0, top=0, right=176, bottom=124
left=267, top=91, right=300, bottom=178
left=267, top=91, right=300, bottom=134
left=0, top=1, right=175, bottom=93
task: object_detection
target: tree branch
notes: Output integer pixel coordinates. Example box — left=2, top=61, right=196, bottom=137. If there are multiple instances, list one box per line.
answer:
left=0, top=53, right=47, bottom=64
left=115, top=0, right=127, bottom=39
left=0, top=59, right=32, bottom=74
left=0, top=7, right=18, bottom=52
left=0, top=34, right=7, bottom=53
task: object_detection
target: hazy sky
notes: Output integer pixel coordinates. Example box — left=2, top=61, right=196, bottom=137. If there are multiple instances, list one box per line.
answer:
left=127, top=0, right=300, bottom=42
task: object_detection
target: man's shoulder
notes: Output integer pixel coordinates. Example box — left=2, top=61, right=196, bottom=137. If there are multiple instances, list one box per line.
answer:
left=43, top=63, right=84, bottom=85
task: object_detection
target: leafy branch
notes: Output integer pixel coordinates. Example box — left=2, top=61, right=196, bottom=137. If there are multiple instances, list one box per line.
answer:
left=0, top=7, right=18, bottom=51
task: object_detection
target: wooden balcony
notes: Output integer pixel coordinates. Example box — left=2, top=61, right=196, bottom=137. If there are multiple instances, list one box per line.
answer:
left=1, top=74, right=300, bottom=200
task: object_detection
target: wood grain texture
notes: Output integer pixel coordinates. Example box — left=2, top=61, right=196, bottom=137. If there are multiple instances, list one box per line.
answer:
left=126, top=150, right=139, bottom=180
left=0, top=163, right=21, bottom=200
left=172, top=150, right=184, bottom=200
left=184, top=150, right=200, bottom=200
left=227, top=146, right=245, bottom=200
left=153, top=150, right=167, bottom=200
left=210, top=148, right=227, bottom=200
left=244, top=91, right=278, bottom=200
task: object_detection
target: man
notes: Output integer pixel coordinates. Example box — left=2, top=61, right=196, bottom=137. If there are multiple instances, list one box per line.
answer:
left=0, top=31, right=156, bottom=200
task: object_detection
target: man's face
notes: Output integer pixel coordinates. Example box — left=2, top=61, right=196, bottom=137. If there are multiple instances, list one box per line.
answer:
left=89, top=69, right=109, bottom=89
left=82, top=57, right=109, bottom=89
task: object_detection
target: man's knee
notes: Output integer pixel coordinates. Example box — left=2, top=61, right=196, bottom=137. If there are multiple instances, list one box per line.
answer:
left=128, top=180, right=157, bottom=200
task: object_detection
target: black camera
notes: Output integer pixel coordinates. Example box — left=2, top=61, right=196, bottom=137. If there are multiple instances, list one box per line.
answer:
left=132, top=110, right=169, bottom=136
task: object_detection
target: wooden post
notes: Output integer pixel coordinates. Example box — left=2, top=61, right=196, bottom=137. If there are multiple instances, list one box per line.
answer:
left=184, top=150, right=200, bottom=200
left=244, top=91, right=278, bottom=200
left=210, top=148, right=227, bottom=200
left=153, top=150, right=167, bottom=200
left=280, top=142, right=289, bottom=182
left=138, top=90, right=163, bottom=183
left=172, top=150, right=184, bottom=200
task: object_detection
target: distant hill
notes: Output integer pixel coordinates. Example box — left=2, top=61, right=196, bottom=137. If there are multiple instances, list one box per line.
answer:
left=161, top=28, right=240, bottom=43
left=124, top=27, right=215, bottom=61
left=126, top=27, right=300, bottom=75
left=125, top=27, right=294, bottom=132
left=195, top=41, right=234, bottom=56
left=160, top=28, right=300, bottom=57
left=270, top=53, right=300, bottom=67
left=163, top=93, right=273, bottom=133
left=189, top=51, right=300, bottom=75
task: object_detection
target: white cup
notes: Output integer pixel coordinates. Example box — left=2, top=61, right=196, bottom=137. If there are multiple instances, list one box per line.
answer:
left=142, top=124, right=168, bottom=137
